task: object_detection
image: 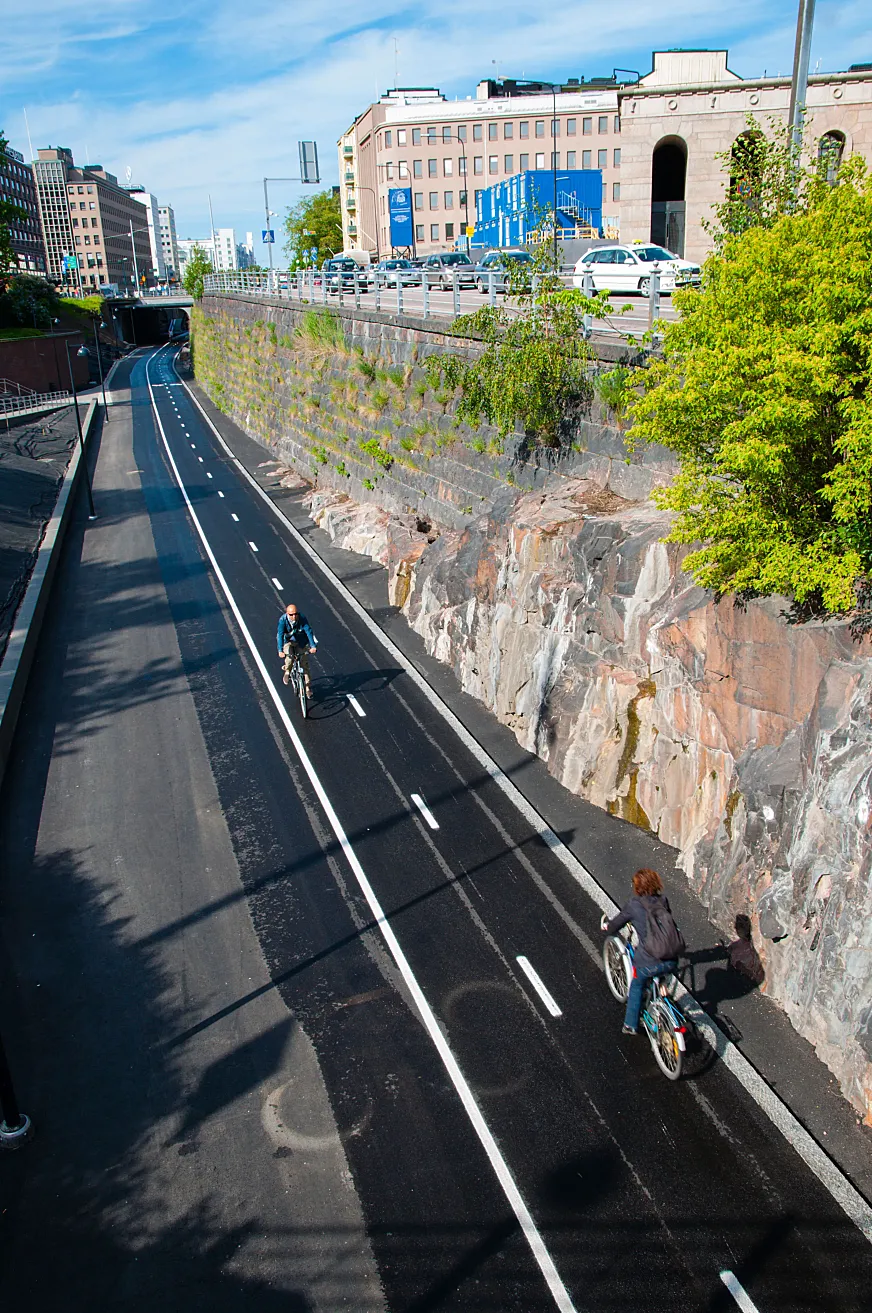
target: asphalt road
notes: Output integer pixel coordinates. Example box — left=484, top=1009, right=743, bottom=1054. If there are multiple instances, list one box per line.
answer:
left=2, top=343, right=871, bottom=1313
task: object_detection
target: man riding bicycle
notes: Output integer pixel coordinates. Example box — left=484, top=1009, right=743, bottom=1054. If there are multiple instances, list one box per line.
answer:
left=277, top=603, right=317, bottom=698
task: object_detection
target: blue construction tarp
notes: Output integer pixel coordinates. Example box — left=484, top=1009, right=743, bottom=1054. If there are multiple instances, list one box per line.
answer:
left=472, top=170, right=603, bottom=249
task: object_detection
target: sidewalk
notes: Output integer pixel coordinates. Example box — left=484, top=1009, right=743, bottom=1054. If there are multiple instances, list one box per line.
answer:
left=184, top=367, right=872, bottom=1209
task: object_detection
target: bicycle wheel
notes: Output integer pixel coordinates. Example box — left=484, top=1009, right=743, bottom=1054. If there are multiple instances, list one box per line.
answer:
left=603, top=936, right=631, bottom=1002
left=649, top=1005, right=683, bottom=1081
left=295, top=665, right=308, bottom=719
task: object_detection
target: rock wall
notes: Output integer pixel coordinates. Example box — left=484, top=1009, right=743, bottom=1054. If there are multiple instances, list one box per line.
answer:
left=193, top=293, right=872, bottom=1119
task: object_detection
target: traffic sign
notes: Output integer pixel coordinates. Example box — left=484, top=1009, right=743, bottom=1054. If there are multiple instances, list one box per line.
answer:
left=262, top=229, right=275, bottom=244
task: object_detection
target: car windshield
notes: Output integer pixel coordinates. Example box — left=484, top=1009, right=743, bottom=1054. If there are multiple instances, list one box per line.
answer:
left=441, top=254, right=472, bottom=265
left=503, top=252, right=532, bottom=263
left=633, top=246, right=675, bottom=262
left=383, top=260, right=411, bottom=268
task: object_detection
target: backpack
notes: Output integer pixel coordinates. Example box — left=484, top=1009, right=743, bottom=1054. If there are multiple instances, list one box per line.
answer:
left=643, top=897, right=685, bottom=960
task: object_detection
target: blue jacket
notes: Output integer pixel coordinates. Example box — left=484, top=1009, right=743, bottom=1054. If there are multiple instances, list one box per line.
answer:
left=277, top=612, right=317, bottom=654
left=606, top=893, right=675, bottom=970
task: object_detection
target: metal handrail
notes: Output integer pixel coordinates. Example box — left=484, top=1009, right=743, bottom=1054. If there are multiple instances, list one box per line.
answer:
left=0, top=388, right=71, bottom=415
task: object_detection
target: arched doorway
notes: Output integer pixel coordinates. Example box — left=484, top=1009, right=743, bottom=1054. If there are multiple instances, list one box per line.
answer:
left=818, top=130, right=846, bottom=185
left=650, top=137, right=687, bottom=256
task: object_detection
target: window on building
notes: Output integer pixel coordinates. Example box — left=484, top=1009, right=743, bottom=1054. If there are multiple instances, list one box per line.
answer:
left=535, top=120, right=545, bottom=138
left=397, top=129, right=407, bottom=145
left=551, top=119, right=560, bottom=137
left=459, top=189, right=468, bottom=206
left=77, top=185, right=84, bottom=193
left=93, top=236, right=99, bottom=244
left=535, top=152, right=545, bottom=170
left=488, top=123, right=498, bottom=141
left=430, top=223, right=439, bottom=241
left=72, top=217, right=79, bottom=227
left=458, top=156, right=467, bottom=175
left=414, top=159, right=423, bottom=178
left=474, top=189, right=483, bottom=205
left=519, top=121, right=529, bottom=139
left=399, top=161, right=408, bottom=178
left=412, top=128, right=421, bottom=145
left=91, top=217, right=98, bottom=227
left=427, top=126, right=438, bottom=143
left=414, top=192, right=424, bottom=209
left=428, top=158, right=437, bottom=177
left=612, top=181, right=621, bottom=202
left=613, top=148, right=621, bottom=168
left=474, top=156, right=483, bottom=175
left=488, top=156, right=498, bottom=174
left=582, top=150, right=592, bottom=168
left=598, top=149, right=607, bottom=169
left=567, top=151, right=576, bottom=169
left=567, top=118, right=577, bottom=136
left=583, top=117, right=592, bottom=135
left=443, top=158, right=453, bottom=176
left=96, top=255, right=103, bottom=266
left=598, top=116, right=608, bottom=134
left=442, top=125, right=452, bottom=143
left=385, top=130, right=393, bottom=147
left=504, top=154, right=513, bottom=173
left=89, top=201, right=95, bottom=209
left=445, top=222, right=454, bottom=239
left=75, top=235, right=81, bottom=244
left=551, top=151, right=560, bottom=169
left=429, top=191, right=439, bottom=209
left=503, top=122, right=513, bottom=139
left=415, top=223, right=425, bottom=242
left=444, top=191, right=454, bottom=208
left=386, top=162, right=394, bottom=180
left=614, top=115, right=621, bottom=133
left=520, top=152, right=529, bottom=171
left=473, top=124, right=483, bottom=141
left=458, top=124, right=467, bottom=142
left=84, top=235, right=91, bottom=244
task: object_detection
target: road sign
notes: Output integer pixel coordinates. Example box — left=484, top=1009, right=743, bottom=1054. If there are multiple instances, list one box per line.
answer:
left=466, top=225, right=475, bottom=238
left=262, top=229, right=275, bottom=244
left=299, top=141, right=320, bottom=185
left=63, top=255, right=78, bottom=270
left=388, top=187, right=413, bottom=249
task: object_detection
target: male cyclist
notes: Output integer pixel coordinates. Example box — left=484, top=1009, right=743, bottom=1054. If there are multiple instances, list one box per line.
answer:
left=601, top=868, right=683, bottom=1035
left=277, top=603, right=317, bottom=697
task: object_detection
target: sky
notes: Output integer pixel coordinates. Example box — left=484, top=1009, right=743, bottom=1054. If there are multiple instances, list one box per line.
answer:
left=4, top=0, right=871, bottom=267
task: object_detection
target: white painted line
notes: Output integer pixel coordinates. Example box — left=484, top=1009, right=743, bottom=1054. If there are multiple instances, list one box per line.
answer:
left=248, top=541, right=258, bottom=553
left=410, top=793, right=439, bottom=830
left=516, top=956, right=562, bottom=1018
left=218, top=491, right=225, bottom=498
left=206, top=472, right=213, bottom=479
left=170, top=348, right=872, bottom=1248
left=146, top=346, right=577, bottom=1313
left=346, top=693, right=366, bottom=717
left=191, top=443, right=195, bottom=448
left=719, top=1272, right=760, bottom=1313
left=198, top=456, right=203, bottom=463
left=231, top=513, right=239, bottom=522
left=272, top=577, right=283, bottom=591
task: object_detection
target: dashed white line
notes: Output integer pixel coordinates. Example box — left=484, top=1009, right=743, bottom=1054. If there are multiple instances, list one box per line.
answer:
left=516, top=956, right=562, bottom=1018
left=231, top=513, right=239, bottom=522
left=719, top=1272, right=760, bottom=1313
left=248, top=541, right=258, bottom=552
left=346, top=694, right=366, bottom=717
left=218, top=491, right=225, bottom=498
left=272, top=577, right=283, bottom=591
left=410, top=793, right=439, bottom=830
left=207, top=472, right=213, bottom=479
left=191, top=443, right=195, bottom=448
left=198, top=456, right=203, bottom=463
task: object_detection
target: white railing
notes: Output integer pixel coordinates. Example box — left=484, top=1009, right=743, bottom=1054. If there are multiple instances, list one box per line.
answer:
left=0, top=389, right=71, bottom=417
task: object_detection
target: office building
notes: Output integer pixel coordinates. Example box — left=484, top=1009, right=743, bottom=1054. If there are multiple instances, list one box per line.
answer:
left=127, top=188, right=166, bottom=281
left=177, top=228, right=238, bottom=273
left=32, top=148, right=152, bottom=292
left=158, top=204, right=180, bottom=281
left=237, top=232, right=256, bottom=269
left=338, top=79, right=621, bottom=258
left=1, top=142, right=46, bottom=275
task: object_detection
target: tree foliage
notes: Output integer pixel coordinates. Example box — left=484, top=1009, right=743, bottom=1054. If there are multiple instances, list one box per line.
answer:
left=182, top=245, right=213, bottom=299
left=283, top=190, right=342, bottom=270
left=0, top=272, right=60, bottom=331
left=629, top=155, right=872, bottom=614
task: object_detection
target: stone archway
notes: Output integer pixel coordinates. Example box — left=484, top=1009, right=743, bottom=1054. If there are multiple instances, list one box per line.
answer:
left=650, top=136, right=687, bottom=256
left=818, top=130, right=846, bottom=185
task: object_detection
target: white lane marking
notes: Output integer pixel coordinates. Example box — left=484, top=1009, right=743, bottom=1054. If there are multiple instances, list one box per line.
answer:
left=719, top=1272, right=760, bottom=1313
left=516, top=956, right=562, bottom=1018
left=410, top=793, right=439, bottom=830
left=346, top=693, right=366, bottom=718
left=206, top=472, right=213, bottom=479
left=146, top=345, right=577, bottom=1313
left=170, top=352, right=872, bottom=1246
left=218, top=491, right=224, bottom=498
left=198, top=456, right=204, bottom=463
left=231, top=513, right=239, bottom=522
left=191, top=443, right=195, bottom=448
left=248, top=541, right=258, bottom=553
left=272, top=577, right=283, bottom=591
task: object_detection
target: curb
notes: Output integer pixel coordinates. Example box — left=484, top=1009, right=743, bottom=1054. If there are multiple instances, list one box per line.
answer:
left=0, top=398, right=98, bottom=788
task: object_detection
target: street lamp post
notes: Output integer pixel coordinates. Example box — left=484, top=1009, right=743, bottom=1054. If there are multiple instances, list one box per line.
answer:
left=356, top=185, right=380, bottom=262
left=64, top=339, right=97, bottom=520
left=0, top=1026, right=31, bottom=1149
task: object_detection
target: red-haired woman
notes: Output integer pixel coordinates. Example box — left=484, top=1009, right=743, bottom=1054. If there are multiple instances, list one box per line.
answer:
left=602, top=869, right=682, bottom=1034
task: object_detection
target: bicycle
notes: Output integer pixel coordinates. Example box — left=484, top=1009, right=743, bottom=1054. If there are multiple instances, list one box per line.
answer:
left=283, top=646, right=308, bottom=719
left=602, top=927, right=688, bottom=1080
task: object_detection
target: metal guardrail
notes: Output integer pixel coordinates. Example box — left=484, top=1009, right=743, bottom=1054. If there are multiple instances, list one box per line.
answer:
left=0, top=389, right=71, bottom=417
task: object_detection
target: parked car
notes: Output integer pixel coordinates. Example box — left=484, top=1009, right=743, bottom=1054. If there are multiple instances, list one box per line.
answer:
left=572, top=244, right=701, bottom=296
left=421, top=252, right=477, bottom=289
left=473, top=248, right=535, bottom=294
left=374, top=258, right=421, bottom=287
left=321, top=257, right=370, bottom=292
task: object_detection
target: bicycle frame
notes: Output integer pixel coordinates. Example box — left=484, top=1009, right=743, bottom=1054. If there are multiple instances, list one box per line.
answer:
left=607, top=929, right=688, bottom=1053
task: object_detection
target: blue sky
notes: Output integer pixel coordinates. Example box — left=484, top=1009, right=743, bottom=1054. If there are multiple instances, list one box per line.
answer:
left=4, top=0, right=870, bottom=266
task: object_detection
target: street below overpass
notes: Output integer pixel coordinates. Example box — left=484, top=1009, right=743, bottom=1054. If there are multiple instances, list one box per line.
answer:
left=0, top=344, right=870, bottom=1313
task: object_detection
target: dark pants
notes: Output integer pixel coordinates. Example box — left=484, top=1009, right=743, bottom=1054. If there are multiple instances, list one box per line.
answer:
left=625, top=959, right=677, bottom=1031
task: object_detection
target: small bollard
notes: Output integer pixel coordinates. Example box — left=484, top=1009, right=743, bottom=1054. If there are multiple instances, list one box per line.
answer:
left=647, top=265, right=661, bottom=330
left=488, top=270, right=496, bottom=306
left=582, top=270, right=593, bottom=338
left=453, top=271, right=460, bottom=317
left=422, top=271, right=430, bottom=319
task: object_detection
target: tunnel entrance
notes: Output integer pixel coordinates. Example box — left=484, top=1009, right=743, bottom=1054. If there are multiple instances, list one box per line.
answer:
left=106, top=303, right=189, bottom=347
left=650, top=137, right=687, bottom=256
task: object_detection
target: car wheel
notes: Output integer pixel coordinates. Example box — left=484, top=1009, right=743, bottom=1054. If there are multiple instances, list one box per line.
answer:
left=639, top=277, right=651, bottom=297
left=478, top=279, right=486, bottom=295
left=439, top=277, right=446, bottom=290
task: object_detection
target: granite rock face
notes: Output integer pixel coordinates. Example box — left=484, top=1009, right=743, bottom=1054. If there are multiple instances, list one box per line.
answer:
left=309, top=478, right=872, bottom=1119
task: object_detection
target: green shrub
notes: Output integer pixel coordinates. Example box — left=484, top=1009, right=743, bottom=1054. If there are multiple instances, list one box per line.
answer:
left=358, top=437, right=393, bottom=470
left=294, top=309, right=346, bottom=354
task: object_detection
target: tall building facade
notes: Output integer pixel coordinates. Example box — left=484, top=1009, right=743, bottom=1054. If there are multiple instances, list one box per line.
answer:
left=32, top=148, right=152, bottom=292
left=158, top=205, right=180, bottom=280
left=339, top=80, right=621, bottom=258
left=177, top=229, right=238, bottom=274
left=127, top=188, right=167, bottom=281
left=1, top=142, right=46, bottom=274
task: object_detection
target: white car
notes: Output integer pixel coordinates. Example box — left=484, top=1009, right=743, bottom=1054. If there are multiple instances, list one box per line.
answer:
left=572, top=244, right=701, bottom=296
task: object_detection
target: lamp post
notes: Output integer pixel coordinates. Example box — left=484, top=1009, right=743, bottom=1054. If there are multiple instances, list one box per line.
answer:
left=447, top=133, right=471, bottom=251
left=64, top=339, right=97, bottom=520
left=356, top=185, right=380, bottom=262
left=0, top=1028, right=31, bottom=1149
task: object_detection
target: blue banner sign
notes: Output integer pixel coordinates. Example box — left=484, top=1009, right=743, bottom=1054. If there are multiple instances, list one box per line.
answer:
left=388, top=187, right=413, bottom=249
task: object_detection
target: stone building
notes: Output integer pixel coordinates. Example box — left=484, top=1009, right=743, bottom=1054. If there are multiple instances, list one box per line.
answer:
left=618, top=49, right=872, bottom=263
left=1, top=142, right=46, bottom=275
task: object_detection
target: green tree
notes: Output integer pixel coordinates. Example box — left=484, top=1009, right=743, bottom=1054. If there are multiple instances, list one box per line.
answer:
left=182, top=245, right=213, bottom=299
left=629, top=157, right=872, bottom=615
left=0, top=272, right=60, bottom=331
left=283, top=190, right=342, bottom=269
left=0, top=131, right=28, bottom=278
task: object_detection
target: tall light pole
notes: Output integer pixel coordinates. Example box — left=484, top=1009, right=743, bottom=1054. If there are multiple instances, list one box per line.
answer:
left=788, top=0, right=817, bottom=157
left=356, top=185, right=380, bottom=262
left=263, top=142, right=321, bottom=271
left=64, top=339, right=97, bottom=520
left=129, top=223, right=151, bottom=294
